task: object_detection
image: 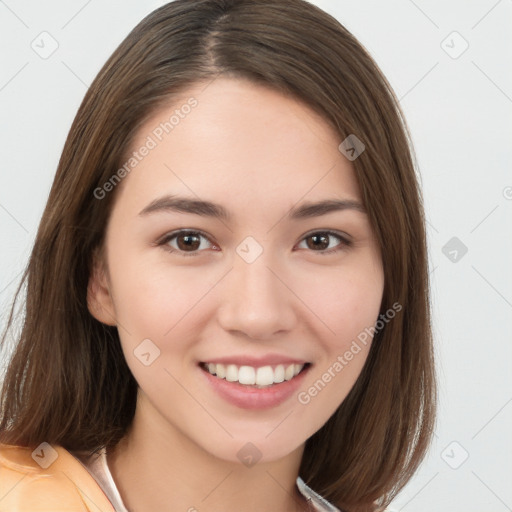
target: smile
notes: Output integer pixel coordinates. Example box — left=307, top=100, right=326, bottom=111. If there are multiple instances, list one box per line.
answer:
left=199, top=362, right=310, bottom=388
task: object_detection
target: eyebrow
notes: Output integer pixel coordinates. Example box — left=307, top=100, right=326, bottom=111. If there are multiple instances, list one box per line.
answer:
left=138, top=195, right=366, bottom=221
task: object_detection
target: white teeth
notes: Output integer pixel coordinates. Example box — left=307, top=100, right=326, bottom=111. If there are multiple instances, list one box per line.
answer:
left=215, top=363, right=226, bottom=379
left=203, top=362, right=306, bottom=386
left=238, top=366, right=256, bottom=385
left=284, top=364, right=295, bottom=381
left=274, top=364, right=285, bottom=383
left=226, top=364, right=238, bottom=382
left=256, top=366, right=274, bottom=386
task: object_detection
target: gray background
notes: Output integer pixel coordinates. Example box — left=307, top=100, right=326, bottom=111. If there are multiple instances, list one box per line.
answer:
left=1, top=1, right=511, bottom=510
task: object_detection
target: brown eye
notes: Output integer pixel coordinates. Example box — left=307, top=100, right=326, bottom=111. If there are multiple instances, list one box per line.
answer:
left=176, top=233, right=201, bottom=251
left=306, top=233, right=330, bottom=250
left=297, top=231, right=351, bottom=254
left=159, top=230, right=215, bottom=256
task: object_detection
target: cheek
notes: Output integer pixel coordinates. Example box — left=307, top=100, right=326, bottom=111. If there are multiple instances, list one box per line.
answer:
left=294, top=267, right=382, bottom=428
left=294, top=261, right=383, bottom=349
left=108, top=260, right=215, bottom=402
left=107, top=251, right=218, bottom=349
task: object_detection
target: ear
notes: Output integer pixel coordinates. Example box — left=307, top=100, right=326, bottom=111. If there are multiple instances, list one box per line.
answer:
left=87, top=248, right=117, bottom=326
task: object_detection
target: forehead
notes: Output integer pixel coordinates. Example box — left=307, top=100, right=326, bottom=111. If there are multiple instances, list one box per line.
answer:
left=114, top=77, right=361, bottom=220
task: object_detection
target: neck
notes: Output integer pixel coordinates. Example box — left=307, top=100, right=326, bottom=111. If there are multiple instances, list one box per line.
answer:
left=107, top=390, right=311, bottom=512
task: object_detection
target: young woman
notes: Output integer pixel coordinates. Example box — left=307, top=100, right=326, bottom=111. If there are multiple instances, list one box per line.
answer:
left=0, top=1, right=436, bottom=511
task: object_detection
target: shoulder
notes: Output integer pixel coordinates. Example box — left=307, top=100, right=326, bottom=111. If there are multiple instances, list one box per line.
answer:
left=0, top=442, right=115, bottom=512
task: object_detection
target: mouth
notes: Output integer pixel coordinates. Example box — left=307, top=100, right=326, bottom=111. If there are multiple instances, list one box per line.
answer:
left=198, top=361, right=312, bottom=389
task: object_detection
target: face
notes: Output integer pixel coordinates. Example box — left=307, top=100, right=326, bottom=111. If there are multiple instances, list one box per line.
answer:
left=89, top=77, right=384, bottom=464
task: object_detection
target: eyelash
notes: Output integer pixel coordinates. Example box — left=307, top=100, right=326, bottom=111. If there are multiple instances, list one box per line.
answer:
left=156, top=229, right=352, bottom=257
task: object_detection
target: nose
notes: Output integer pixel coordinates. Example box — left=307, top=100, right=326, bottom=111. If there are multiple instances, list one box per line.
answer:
left=216, top=252, right=298, bottom=340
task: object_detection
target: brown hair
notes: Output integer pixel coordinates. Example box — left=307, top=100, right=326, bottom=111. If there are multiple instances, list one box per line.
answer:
left=0, top=1, right=436, bottom=510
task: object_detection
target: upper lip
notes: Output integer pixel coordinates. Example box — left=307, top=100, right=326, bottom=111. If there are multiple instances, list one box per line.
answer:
left=199, top=355, right=310, bottom=367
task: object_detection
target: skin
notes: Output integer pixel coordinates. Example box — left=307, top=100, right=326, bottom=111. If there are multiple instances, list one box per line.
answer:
left=88, top=76, right=384, bottom=512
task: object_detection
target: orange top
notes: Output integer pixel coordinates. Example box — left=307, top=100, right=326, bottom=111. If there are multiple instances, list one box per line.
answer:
left=2, top=442, right=389, bottom=511
left=0, top=442, right=115, bottom=511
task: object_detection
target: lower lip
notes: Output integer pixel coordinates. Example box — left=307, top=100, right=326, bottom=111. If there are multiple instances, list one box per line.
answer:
left=199, top=364, right=311, bottom=410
